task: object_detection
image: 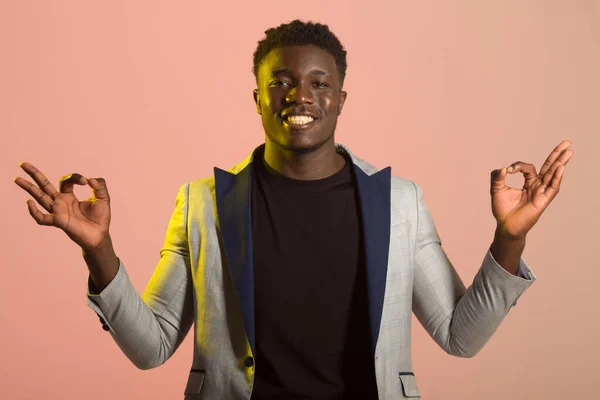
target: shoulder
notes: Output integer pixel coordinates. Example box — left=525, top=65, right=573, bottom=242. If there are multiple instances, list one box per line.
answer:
left=173, top=177, right=216, bottom=203
left=390, top=174, right=420, bottom=202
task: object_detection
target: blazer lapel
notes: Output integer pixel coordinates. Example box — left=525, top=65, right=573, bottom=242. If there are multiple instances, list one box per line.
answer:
left=352, top=164, right=392, bottom=354
left=214, top=163, right=256, bottom=357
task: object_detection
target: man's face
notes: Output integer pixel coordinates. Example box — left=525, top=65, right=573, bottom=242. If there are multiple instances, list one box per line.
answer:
left=254, top=45, right=347, bottom=154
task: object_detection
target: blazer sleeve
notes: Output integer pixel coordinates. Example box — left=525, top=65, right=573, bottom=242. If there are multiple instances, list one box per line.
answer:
left=86, top=183, right=195, bottom=370
left=410, top=181, right=536, bottom=358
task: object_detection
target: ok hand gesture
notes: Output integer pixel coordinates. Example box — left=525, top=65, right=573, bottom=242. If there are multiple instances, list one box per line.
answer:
left=490, top=140, right=574, bottom=240
left=14, top=163, right=112, bottom=252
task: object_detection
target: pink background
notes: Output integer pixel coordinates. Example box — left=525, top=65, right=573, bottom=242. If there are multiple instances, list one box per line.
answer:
left=2, top=1, right=598, bottom=399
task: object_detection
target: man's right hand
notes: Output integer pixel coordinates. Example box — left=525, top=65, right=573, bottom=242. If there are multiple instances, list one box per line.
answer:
left=14, top=162, right=112, bottom=252
left=14, top=162, right=120, bottom=292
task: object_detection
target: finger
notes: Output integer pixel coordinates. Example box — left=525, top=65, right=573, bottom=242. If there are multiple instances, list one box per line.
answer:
left=541, top=150, right=572, bottom=188
left=14, top=176, right=54, bottom=212
left=543, top=164, right=565, bottom=200
left=538, top=140, right=572, bottom=177
left=88, top=177, right=110, bottom=202
left=19, top=162, right=60, bottom=199
left=507, top=162, right=538, bottom=181
left=26, top=199, right=55, bottom=226
left=541, top=163, right=555, bottom=187
left=541, top=149, right=574, bottom=183
left=58, top=173, right=88, bottom=194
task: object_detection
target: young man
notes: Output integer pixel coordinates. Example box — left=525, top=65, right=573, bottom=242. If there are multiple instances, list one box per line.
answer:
left=15, top=20, right=573, bottom=399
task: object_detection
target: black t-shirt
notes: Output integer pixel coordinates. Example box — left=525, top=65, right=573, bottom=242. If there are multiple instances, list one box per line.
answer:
left=250, top=145, right=378, bottom=400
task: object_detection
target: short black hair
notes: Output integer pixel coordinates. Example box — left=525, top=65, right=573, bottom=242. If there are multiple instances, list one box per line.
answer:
left=252, top=19, right=348, bottom=85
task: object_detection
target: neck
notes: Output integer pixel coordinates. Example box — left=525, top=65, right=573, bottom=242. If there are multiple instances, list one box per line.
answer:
left=263, top=140, right=347, bottom=180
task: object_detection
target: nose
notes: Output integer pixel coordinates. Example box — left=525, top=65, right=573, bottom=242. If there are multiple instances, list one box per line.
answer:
left=285, top=83, right=314, bottom=104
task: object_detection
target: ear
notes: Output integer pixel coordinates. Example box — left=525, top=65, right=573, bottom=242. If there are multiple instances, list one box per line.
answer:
left=253, top=89, right=262, bottom=115
left=337, top=90, right=348, bottom=116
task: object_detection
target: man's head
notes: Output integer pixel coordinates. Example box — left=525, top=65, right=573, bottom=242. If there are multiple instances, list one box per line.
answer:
left=252, top=20, right=348, bottom=154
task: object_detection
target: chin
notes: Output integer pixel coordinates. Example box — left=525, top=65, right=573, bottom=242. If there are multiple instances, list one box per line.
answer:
left=286, top=137, right=330, bottom=154
left=267, top=129, right=334, bottom=154
left=289, top=144, right=321, bottom=154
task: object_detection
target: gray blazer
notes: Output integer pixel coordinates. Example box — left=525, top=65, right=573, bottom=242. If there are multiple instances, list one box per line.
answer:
left=87, top=143, right=536, bottom=399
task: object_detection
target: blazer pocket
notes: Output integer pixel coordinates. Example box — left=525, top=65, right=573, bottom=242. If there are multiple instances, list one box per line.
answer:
left=399, top=372, right=421, bottom=398
left=184, top=369, right=205, bottom=398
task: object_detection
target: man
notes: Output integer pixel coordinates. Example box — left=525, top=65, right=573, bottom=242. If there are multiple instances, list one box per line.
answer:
left=14, top=20, right=573, bottom=399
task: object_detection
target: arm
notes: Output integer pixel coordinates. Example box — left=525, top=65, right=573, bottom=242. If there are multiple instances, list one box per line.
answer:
left=411, top=140, right=572, bottom=357
left=490, top=231, right=533, bottom=280
left=411, top=182, right=536, bottom=358
left=14, top=163, right=195, bottom=370
left=490, top=234, right=525, bottom=276
left=83, top=236, right=119, bottom=292
left=86, top=184, right=195, bottom=370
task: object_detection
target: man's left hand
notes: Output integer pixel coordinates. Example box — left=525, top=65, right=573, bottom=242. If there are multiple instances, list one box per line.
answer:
left=490, top=140, right=574, bottom=240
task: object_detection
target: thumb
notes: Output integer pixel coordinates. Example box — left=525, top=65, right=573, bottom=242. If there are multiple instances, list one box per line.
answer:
left=88, top=177, right=110, bottom=202
left=490, top=167, right=509, bottom=194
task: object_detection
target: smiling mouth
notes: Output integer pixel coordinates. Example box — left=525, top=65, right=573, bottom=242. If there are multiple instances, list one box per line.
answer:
left=281, top=115, right=318, bottom=129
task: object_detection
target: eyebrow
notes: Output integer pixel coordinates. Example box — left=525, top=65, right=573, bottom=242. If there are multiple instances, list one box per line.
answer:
left=270, top=68, right=329, bottom=77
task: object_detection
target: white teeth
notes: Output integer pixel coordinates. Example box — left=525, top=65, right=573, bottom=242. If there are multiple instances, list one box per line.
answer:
left=286, top=115, right=314, bottom=124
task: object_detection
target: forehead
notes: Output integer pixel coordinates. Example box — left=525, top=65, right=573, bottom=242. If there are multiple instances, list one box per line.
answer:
left=259, top=45, right=338, bottom=78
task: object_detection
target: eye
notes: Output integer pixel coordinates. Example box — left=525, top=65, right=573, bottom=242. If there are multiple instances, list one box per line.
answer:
left=270, top=80, right=291, bottom=87
left=313, top=81, right=329, bottom=88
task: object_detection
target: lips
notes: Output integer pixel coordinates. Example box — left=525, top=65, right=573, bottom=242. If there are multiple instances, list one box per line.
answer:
left=282, top=117, right=317, bottom=130
left=280, top=110, right=319, bottom=128
left=280, top=109, right=319, bottom=120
